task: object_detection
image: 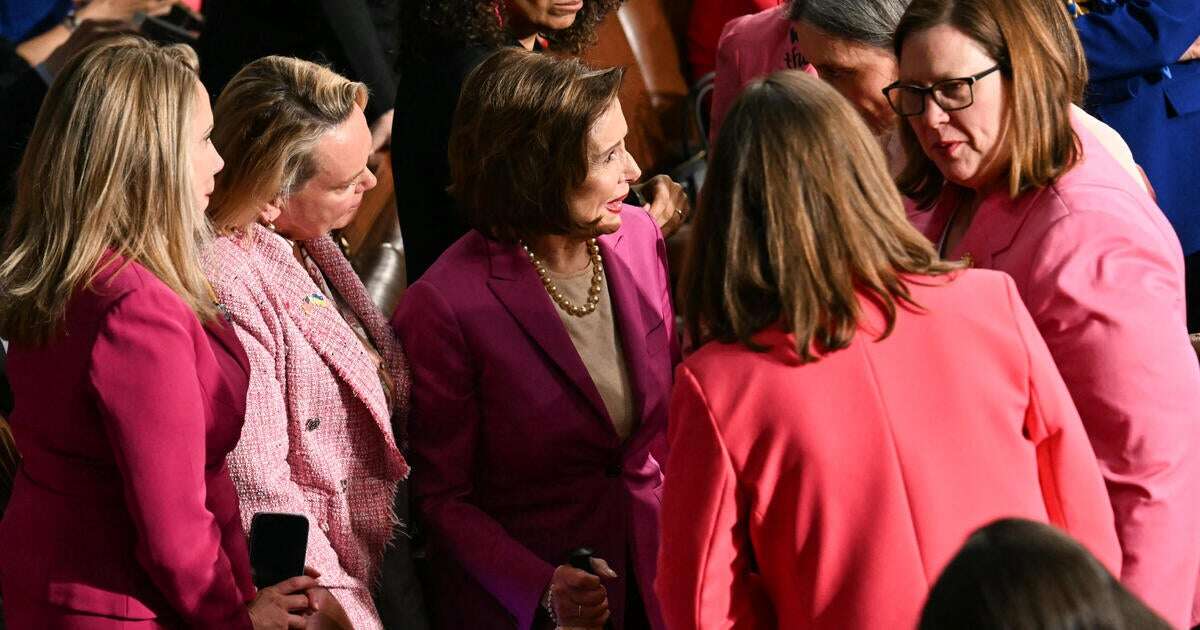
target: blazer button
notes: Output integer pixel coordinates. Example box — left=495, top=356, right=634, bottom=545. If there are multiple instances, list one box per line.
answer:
left=604, top=463, right=622, bottom=478
left=305, top=418, right=321, bottom=431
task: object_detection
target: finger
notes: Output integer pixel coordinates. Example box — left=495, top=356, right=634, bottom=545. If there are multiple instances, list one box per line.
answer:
left=589, top=557, right=618, bottom=579
left=305, top=587, right=324, bottom=612
left=278, top=593, right=310, bottom=610
left=303, top=565, right=322, bottom=578
left=562, top=586, right=607, bottom=606
left=559, top=567, right=602, bottom=590
left=274, top=574, right=320, bottom=594
left=286, top=613, right=310, bottom=629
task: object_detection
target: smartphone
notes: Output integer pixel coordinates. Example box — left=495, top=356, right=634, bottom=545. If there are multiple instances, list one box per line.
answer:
left=248, top=512, right=309, bottom=589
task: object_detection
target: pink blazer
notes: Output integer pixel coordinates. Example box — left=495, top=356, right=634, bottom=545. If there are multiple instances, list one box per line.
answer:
left=392, top=207, right=679, bottom=630
left=203, top=226, right=410, bottom=630
left=915, top=118, right=1200, bottom=626
left=710, top=6, right=815, bottom=143
left=656, top=270, right=1121, bottom=630
left=0, top=255, right=255, bottom=628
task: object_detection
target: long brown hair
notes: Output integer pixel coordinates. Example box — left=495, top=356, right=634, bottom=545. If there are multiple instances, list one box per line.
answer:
left=894, top=0, right=1082, bottom=207
left=681, top=70, right=961, bottom=363
left=0, top=36, right=214, bottom=344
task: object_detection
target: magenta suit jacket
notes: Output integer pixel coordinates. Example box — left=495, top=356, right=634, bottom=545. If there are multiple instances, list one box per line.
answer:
left=656, top=271, right=1121, bottom=630
left=710, top=6, right=815, bottom=143
left=916, top=118, right=1200, bottom=626
left=392, top=206, right=678, bottom=630
left=203, top=226, right=409, bottom=630
left=0, top=255, right=255, bottom=628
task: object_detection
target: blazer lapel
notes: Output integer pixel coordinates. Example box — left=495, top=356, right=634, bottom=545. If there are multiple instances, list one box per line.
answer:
left=253, top=230, right=398, bottom=449
left=945, top=187, right=1042, bottom=269
left=599, top=232, right=664, bottom=440
left=485, top=238, right=615, bottom=430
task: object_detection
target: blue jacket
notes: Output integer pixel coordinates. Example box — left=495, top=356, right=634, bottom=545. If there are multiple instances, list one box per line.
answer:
left=1076, top=0, right=1200, bottom=254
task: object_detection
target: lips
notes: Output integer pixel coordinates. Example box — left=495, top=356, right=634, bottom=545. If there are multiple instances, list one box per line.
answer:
left=931, top=140, right=962, bottom=158
left=554, top=0, right=584, bottom=11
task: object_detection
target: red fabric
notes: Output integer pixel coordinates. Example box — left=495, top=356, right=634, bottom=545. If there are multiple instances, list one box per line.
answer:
left=687, top=0, right=780, bottom=80
left=0, top=255, right=255, bottom=628
left=656, top=271, right=1121, bottom=630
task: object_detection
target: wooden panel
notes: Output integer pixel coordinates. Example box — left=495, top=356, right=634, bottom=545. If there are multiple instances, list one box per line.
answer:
left=581, top=0, right=691, bottom=174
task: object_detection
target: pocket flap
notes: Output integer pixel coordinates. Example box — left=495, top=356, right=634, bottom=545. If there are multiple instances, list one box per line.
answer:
left=47, top=581, right=159, bottom=620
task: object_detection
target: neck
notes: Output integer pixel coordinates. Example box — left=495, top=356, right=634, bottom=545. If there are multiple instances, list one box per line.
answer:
left=516, top=32, right=538, bottom=50
left=527, top=234, right=591, bottom=274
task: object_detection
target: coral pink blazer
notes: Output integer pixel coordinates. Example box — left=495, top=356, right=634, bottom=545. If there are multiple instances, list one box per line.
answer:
left=915, top=117, right=1200, bottom=627
left=656, top=270, right=1121, bottom=630
left=203, top=226, right=409, bottom=630
left=0, top=255, right=255, bottom=628
left=710, top=6, right=815, bottom=142
left=393, top=207, right=678, bottom=630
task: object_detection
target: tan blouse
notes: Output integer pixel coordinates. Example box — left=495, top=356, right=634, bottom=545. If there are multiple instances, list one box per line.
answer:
left=548, top=267, right=637, bottom=440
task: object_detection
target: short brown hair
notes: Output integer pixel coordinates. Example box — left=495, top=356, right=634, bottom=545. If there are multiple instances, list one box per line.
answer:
left=894, top=0, right=1081, bottom=207
left=921, top=519, right=1170, bottom=629
left=681, top=70, right=961, bottom=363
left=448, top=48, right=624, bottom=243
left=207, top=56, right=367, bottom=231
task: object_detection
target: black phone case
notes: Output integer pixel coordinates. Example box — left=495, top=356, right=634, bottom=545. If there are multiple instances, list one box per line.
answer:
left=248, top=512, right=309, bottom=589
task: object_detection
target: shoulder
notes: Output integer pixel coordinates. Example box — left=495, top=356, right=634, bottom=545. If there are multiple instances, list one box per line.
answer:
left=78, top=257, right=201, bottom=340
left=720, top=4, right=788, bottom=47
left=418, top=230, right=492, bottom=289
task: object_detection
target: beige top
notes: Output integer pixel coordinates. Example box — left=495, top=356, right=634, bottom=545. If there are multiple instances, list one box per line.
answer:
left=549, top=266, right=637, bottom=440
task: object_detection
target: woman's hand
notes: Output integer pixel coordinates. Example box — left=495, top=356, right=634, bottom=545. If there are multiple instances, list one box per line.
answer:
left=637, top=175, right=689, bottom=238
left=76, top=0, right=176, bottom=23
left=1181, top=34, right=1200, bottom=63
left=546, top=558, right=618, bottom=629
left=248, top=570, right=322, bottom=630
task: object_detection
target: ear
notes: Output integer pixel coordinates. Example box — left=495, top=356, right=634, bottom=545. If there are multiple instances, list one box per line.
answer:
left=258, top=196, right=284, bottom=225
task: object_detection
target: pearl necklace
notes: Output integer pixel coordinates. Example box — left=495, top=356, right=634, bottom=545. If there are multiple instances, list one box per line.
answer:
left=520, top=239, right=604, bottom=317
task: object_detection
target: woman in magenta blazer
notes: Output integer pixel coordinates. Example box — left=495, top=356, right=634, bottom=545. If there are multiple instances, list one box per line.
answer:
left=656, top=70, right=1120, bottom=630
left=392, top=49, right=678, bottom=630
left=0, top=38, right=314, bottom=628
left=890, top=0, right=1200, bottom=625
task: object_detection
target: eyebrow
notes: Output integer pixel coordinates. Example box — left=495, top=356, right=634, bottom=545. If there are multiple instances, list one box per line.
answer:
left=337, top=166, right=367, bottom=187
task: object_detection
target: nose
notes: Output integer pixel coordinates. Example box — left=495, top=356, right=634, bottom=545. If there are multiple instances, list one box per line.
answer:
left=360, top=167, right=378, bottom=192
left=213, top=148, right=225, bottom=175
left=624, top=150, right=641, bottom=183
left=918, top=94, right=950, bottom=129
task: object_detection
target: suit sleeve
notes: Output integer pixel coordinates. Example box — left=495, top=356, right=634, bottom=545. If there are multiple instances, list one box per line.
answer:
left=1002, top=275, right=1122, bottom=575
left=1020, top=208, right=1200, bottom=627
left=1075, top=0, right=1200, bottom=81
left=213, top=273, right=370, bottom=607
left=316, top=0, right=395, bottom=122
left=655, top=365, right=772, bottom=630
left=393, top=281, right=555, bottom=630
left=88, top=287, right=252, bottom=629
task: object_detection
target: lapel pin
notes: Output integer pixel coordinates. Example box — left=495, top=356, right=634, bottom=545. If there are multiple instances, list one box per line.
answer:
left=302, top=292, right=329, bottom=314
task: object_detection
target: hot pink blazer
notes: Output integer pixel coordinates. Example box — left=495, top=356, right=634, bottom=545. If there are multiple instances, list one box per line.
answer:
left=710, top=5, right=815, bottom=143
left=656, top=270, right=1121, bottom=630
left=203, top=226, right=409, bottom=630
left=915, top=117, right=1200, bottom=627
left=0, top=255, right=255, bottom=628
left=392, top=206, right=679, bottom=630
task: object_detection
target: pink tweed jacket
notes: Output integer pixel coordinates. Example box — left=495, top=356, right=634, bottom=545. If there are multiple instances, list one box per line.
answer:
left=203, top=224, right=410, bottom=630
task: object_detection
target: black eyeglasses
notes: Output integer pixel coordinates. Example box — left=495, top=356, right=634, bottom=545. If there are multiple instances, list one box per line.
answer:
left=882, top=65, right=1001, bottom=117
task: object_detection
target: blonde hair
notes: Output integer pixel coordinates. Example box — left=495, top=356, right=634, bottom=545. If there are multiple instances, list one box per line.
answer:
left=682, top=70, right=962, bottom=363
left=0, top=36, right=215, bottom=345
left=207, top=56, right=367, bottom=231
left=894, top=0, right=1082, bottom=207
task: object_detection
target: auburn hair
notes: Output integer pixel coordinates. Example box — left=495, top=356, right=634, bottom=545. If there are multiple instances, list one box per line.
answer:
left=681, top=70, right=961, bottom=363
left=449, top=48, right=625, bottom=243
left=894, top=0, right=1082, bottom=207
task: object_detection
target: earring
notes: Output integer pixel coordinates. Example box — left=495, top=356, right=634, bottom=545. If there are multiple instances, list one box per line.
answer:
left=260, top=218, right=276, bottom=232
